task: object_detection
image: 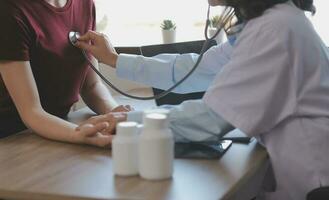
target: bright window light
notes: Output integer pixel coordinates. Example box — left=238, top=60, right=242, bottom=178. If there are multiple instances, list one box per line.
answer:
left=309, top=0, right=329, bottom=45
left=94, top=0, right=222, bottom=46
left=94, top=0, right=329, bottom=46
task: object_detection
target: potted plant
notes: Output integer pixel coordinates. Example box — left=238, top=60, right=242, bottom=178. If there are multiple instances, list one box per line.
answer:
left=161, top=19, right=176, bottom=44
left=208, top=15, right=225, bottom=44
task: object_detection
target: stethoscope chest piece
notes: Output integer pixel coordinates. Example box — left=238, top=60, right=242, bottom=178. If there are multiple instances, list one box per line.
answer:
left=68, top=31, right=81, bottom=46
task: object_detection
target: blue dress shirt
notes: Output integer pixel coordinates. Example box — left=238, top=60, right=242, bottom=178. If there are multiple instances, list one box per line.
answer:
left=116, top=31, right=242, bottom=142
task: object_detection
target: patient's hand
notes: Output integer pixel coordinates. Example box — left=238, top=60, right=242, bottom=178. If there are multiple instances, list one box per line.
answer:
left=76, top=112, right=128, bottom=137
left=102, top=112, right=128, bottom=135
left=111, top=105, right=133, bottom=113
left=75, top=122, right=113, bottom=148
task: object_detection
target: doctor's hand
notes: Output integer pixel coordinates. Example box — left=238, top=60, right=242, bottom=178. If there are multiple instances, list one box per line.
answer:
left=76, top=30, right=118, bottom=68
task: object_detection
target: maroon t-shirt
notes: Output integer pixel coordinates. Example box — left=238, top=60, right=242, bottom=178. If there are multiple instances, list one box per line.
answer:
left=0, top=0, right=95, bottom=137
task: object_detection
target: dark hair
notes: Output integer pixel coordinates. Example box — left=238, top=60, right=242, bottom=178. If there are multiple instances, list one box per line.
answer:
left=228, top=0, right=315, bottom=20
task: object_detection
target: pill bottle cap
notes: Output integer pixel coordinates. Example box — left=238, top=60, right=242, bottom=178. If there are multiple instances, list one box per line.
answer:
left=116, top=122, right=138, bottom=137
left=143, top=113, right=169, bottom=129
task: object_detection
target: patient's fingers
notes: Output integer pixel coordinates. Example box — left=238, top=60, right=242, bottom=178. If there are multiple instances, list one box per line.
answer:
left=76, top=115, right=113, bottom=131
left=79, top=122, right=109, bottom=137
left=125, top=105, right=134, bottom=111
left=85, top=133, right=113, bottom=147
left=111, top=105, right=131, bottom=112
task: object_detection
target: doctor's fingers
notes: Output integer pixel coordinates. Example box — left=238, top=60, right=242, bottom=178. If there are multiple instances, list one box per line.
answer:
left=75, top=41, right=97, bottom=53
left=78, top=31, right=111, bottom=48
left=78, top=30, right=102, bottom=42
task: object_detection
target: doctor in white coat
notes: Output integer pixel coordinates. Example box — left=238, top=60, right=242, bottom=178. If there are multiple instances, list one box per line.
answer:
left=77, top=0, right=329, bottom=199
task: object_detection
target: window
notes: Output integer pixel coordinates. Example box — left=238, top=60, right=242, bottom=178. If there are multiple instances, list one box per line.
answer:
left=94, top=1, right=329, bottom=46
left=309, top=0, right=329, bottom=45
left=94, top=0, right=222, bottom=46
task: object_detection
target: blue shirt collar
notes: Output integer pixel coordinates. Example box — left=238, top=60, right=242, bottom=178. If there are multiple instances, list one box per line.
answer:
left=226, top=23, right=245, bottom=46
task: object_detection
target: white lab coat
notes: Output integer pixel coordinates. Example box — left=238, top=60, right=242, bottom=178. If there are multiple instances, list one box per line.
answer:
left=204, top=1, right=329, bottom=200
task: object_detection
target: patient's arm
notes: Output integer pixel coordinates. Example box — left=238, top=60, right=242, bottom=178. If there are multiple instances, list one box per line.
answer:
left=0, top=60, right=113, bottom=147
left=80, top=58, right=122, bottom=114
left=80, top=58, right=133, bottom=114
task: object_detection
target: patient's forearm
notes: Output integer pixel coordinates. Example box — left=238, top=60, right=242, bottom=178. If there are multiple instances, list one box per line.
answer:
left=22, top=108, right=81, bottom=143
left=81, top=82, right=118, bottom=114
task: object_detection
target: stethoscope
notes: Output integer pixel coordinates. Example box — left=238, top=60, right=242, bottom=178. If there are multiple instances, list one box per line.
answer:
left=69, top=6, right=234, bottom=100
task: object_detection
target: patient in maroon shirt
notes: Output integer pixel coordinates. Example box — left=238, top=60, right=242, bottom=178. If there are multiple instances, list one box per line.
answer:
left=0, top=0, right=130, bottom=147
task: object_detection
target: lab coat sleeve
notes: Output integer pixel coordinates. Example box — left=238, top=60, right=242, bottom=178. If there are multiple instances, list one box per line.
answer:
left=116, top=42, right=233, bottom=94
left=126, top=100, right=234, bottom=142
left=204, top=22, right=296, bottom=137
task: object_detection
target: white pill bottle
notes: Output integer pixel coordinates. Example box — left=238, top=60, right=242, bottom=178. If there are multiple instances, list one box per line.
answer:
left=138, top=113, right=174, bottom=180
left=112, top=122, right=139, bottom=176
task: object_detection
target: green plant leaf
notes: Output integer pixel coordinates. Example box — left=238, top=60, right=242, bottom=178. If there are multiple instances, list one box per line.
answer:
left=160, top=19, right=176, bottom=30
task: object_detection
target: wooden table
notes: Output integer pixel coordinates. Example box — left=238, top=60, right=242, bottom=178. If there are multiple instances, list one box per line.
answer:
left=0, top=91, right=269, bottom=200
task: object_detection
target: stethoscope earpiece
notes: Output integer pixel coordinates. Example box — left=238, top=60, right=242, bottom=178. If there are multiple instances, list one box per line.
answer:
left=68, top=31, right=81, bottom=46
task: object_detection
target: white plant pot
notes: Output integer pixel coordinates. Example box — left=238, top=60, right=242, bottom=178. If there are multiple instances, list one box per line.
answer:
left=162, top=29, right=176, bottom=44
left=208, top=28, right=225, bottom=44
